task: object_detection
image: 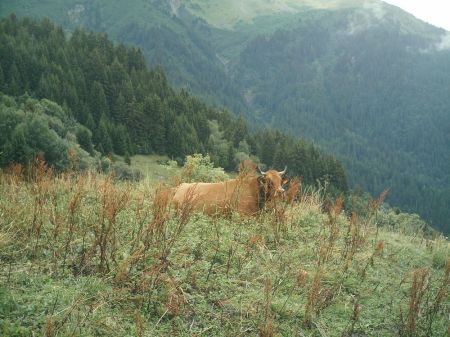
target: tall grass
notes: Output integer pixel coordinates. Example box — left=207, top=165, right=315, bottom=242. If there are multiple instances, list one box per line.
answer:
left=0, top=164, right=448, bottom=337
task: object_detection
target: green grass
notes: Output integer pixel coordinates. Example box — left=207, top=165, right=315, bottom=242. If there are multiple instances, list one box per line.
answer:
left=129, top=154, right=175, bottom=183
left=184, top=0, right=367, bottom=29
left=0, top=165, right=448, bottom=336
left=0, top=0, right=189, bottom=34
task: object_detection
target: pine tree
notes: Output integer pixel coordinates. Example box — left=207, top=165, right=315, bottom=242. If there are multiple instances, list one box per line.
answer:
left=144, top=95, right=165, bottom=153
left=75, top=126, right=94, bottom=154
left=89, top=81, right=108, bottom=122
left=0, top=64, right=5, bottom=91
left=95, top=114, right=112, bottom=154
left=111, top=124, right=128, bottom=155
left=8, top=62, right=21, bottom=96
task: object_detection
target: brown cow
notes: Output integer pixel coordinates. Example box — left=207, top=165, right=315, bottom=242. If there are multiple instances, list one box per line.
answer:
left=171, top=166, right=288, bottom=216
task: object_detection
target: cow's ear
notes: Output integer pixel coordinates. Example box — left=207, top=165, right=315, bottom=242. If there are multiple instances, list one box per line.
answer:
left=282, top=177, right=290, bottom=186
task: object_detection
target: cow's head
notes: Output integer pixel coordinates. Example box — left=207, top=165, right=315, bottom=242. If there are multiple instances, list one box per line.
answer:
left=257, top=166, right=289, bottom=207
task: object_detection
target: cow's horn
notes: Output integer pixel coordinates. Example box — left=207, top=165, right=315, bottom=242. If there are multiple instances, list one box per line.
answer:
left=258, top=166, right=267, bottom=175
left=279, top=166, right=287, bottom=175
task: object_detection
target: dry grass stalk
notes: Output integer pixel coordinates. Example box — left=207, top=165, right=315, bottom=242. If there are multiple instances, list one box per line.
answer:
left=266, top=199, right=288, bottom=240
left=424, top=259, right=450, bottom=334
left=135, top=311, right=145, bottom=337
left=29, top=157, right=52, bottom=237
left=164, top=277, right=187, bottom=317
left=288, top=185, right=323, bottom=222
left=343, top=212, right=363, bottom=271
left=149, top=185, right=195, bottom=274
left=259, top=277, right=274, bottom=337
left=62, top=177, right=85, bottom=268
left=317, top=196, right=343, bottom=265
left=25, top=157, right=55, bottom=257
left=286, top=179, right=301, bottom=205
left=129, top=192, right=151, bottom=253
left=361, top=241, right=385, bottom=279
left=304, top=269, right=323, bottom=327
left=145, top=185, right=172, bottom=248
left=399, top=268, right=429, bottom=336
left=44, top=316, right=55, bottom=337
left=408, top=268, right=429, bottom=334
left=345, top=299, right=362, bottom=335
left=90, top=175, right=130, bottom=272
left=3, top=162, right=24, bottom=185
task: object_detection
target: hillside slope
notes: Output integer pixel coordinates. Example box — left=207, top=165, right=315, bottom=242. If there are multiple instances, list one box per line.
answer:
left=0, top=16, right=348, bottom=192
left=2, top=1, right=450, bottom=233
left=229, top=6, right=450, bottom=233
left=0, top=164, right=448, bottom=336
left=0, top=0, right=249, bottom=114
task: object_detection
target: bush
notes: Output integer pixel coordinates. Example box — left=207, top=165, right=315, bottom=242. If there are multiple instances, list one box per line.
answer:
left=377, top=208, right=431, bottom=236
left=98, top=156, right=112, bottom=174
left=431, top=236, right=449, bottom=269
left=112, top=162, right=143, bottom=181
left=170, top=153, right=228, bottom=183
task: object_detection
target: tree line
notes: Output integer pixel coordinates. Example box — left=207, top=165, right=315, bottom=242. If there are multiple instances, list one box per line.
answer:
left=0, top=14, right=347, bottom=192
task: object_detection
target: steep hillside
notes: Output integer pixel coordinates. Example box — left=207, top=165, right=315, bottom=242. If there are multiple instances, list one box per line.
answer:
left=0, top=0, right=248, bottom=113
left=229, top=6, right=450, bottom=233
left=0, top=162, right=448, bottom=336
left=184, top=0, right=367, bottom=29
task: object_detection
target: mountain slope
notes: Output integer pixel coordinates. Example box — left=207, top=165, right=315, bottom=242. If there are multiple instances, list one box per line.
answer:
left=228, top=5, right=450, bottom=232
left=2, top=0, right=450, bottom=233
left=0, top=15, right=348, bottom=193
left=189, top=0, right=450, bottom=233
left=0, top=0, right=249, bottom=114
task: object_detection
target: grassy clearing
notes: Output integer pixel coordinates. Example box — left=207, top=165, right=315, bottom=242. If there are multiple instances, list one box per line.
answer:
left=129, top=155, right=174, bottom=183
left=185, top=0, right=366, bottom=28
left=0, top=163, right=448, bottom=337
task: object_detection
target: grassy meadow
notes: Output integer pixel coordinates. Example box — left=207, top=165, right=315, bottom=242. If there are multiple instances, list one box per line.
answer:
left=184, top=0, right=365, bottom=29
left=0, top=158, right=448, bottom=337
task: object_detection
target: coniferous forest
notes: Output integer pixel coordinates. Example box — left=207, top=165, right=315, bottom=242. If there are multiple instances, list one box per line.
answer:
left=0, top=15, right=348, bottom=193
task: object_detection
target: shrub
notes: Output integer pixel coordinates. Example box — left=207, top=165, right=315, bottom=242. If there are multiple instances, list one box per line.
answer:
left=171, top=153, right=228, bottom=183
left=112, top=162, right=143, bottom=181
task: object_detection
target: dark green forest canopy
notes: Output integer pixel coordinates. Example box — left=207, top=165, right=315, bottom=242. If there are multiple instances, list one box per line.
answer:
left=0, top=15, right=348, bottom=192
left=233, top=10, right=450, bottom=234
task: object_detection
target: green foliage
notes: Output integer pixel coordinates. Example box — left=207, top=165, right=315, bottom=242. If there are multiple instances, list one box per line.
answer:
left=230, top=10, right=450, bottom=233
left=0, top=15, right=348, bottom=193
left=0, top=94, right=72, bottom=169
left=111, top=161, right=143, bottom=181
left=75, top=125, right=94, bottom=155
left=173, top=153, right=228, bottom=183
left=377, top=208, right=432, bottom=236
left=430, top=236, right=449, bottom=269
left=207, top=120, right=232, bottom=170
left=124, top=152, right=131, bottom=165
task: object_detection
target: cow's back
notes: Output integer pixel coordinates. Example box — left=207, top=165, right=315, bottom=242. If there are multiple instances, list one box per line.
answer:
left=171, top=178, right=259, bottom=216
